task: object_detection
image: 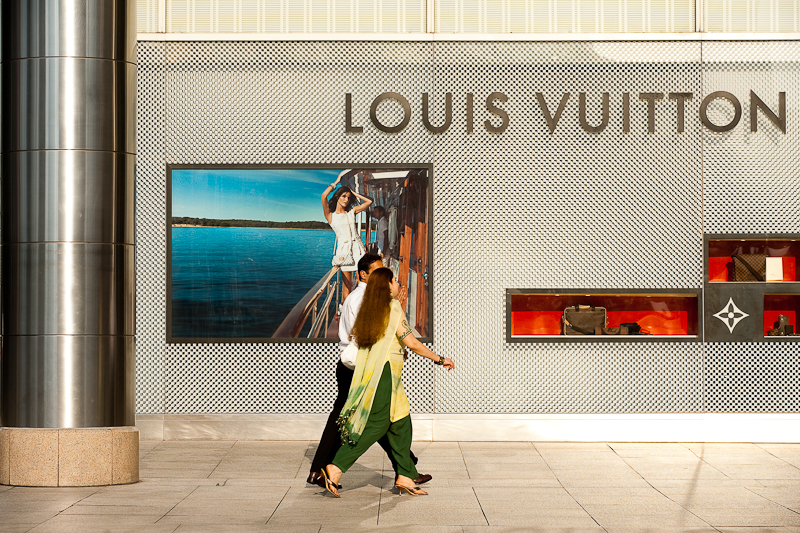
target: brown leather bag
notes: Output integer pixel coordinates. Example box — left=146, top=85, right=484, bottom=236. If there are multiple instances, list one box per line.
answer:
left=562, top=306, right=606, bottom=335
left=732, top=253, right=766, bottom=281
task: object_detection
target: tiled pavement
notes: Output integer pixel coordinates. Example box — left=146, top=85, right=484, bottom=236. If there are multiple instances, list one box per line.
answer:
left=1, top=441, right=799, bottom=532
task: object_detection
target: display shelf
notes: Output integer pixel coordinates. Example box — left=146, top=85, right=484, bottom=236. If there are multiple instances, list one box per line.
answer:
left=507, top=290, right=700, bottom=343
left=764, top=294, right=800, bottom=338
left=707, top=237, right=799, bottom=283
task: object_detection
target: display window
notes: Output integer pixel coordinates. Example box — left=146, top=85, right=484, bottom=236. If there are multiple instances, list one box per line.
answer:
left=507, top=290, right=700, bottom=342
left=764, top=294, right=800, bottom=337
left=707, top=238, right=799, bottom=283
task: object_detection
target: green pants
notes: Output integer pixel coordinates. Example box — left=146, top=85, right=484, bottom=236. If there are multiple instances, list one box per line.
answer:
left=332, top=362, right=418, bottom=479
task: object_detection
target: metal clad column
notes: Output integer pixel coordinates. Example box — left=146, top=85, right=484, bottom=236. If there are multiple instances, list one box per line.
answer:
left=1, top=0, right=136, bottom=428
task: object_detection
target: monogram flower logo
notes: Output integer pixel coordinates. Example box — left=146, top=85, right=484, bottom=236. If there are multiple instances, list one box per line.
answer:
left=713, top=297, right=750, bottom=334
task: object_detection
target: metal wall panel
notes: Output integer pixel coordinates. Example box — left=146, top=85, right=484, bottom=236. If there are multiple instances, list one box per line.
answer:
left=3, top=243, right=135, bottom=336
left=164, top=0, right=427, bottom=33
left=137, top=41, right=435, bottom=413
left=702, top=42, right=800, bottom=234
left=700, top=43, right=800, bottom=414
left=435, top=0, right=696, bottom=33
left=706, top=342, right=800, bottom=412
left=164, top=41, right=434, bottom=164
left=164, top=342, right=434, bottom=413
left=136, top=41, right=167, bottom=414
left=704, top=0, right=800, bottom=33
left=432, top=41, right=703, bottom=412
left=1, top=336, right=135, bottom=427
left=2, top=59, right=133, bottom=153
left=3, top=152, right=135, bottom=244
left=137, top=0, right=161, bottom=33
left=135, top=39, right=799, bottom=417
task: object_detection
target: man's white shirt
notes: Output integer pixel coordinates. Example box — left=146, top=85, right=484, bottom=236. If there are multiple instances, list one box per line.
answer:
left=338, top=281, right=366, bottom=357
left=376, top=217, right=389, bottom=252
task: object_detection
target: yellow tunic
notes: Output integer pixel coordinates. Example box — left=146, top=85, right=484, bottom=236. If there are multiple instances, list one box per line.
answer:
left=386, top=327, right=410, bottom=423
left=338, top=300, right=409, bottom=444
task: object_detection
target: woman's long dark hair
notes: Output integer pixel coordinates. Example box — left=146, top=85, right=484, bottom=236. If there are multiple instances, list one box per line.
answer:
left=328, top=186, right=357, bottom=213
left=350, top=268, right=393, bottom=348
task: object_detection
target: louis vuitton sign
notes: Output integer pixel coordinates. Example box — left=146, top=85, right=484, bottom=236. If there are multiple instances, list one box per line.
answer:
left=344, top=91, right=786, bottom=135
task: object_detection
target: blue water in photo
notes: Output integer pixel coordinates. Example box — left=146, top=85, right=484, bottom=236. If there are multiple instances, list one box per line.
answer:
left=171, top=227, right=340, bottom=339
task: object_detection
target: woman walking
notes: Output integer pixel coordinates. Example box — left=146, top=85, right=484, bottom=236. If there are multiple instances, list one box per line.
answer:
left=320, top=268, right=454, bottom=497
left=322, top=174, right=372, bottom=301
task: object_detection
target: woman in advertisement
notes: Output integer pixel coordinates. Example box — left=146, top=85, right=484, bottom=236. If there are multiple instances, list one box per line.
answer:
left=322, top=173, right=373, bottom=301
left=319, top=268, right=454, bottom=498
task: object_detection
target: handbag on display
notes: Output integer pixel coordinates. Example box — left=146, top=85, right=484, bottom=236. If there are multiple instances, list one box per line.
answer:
left=340, top=341, right=359, bottom=370
left=562, top=305, right=607, bottom=335
left=766, top=315, right=799, bottom=337
left=332, top=247, right=355, bottom=267
left=598, top=322, right=646, bottom=336
left=731, top=253, right=767, bottom=281
left=620, top=322, right=643, bottom=335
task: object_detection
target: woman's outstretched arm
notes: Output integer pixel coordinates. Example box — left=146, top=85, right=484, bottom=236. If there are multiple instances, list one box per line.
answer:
left=321, top=176, right=341, bottom=223
left=351, top=191, right=373, bottom=214
left=397, top=319, right=455, bottom=370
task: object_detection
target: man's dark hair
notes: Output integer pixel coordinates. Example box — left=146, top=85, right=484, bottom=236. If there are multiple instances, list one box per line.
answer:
left=357, top=253, right=382, bottom=276
left=373, top=205, right=386, bottom=216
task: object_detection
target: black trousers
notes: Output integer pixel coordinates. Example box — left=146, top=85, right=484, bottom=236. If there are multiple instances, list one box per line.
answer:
left=310, top=361, right=417, bottom=474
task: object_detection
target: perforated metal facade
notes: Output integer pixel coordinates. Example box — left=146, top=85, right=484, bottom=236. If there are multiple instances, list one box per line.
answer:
left=706, top=342, right=800, bottom=412
left=136, top=40, right=800, bottom=417
left=703, top=42, right=800, bottom=233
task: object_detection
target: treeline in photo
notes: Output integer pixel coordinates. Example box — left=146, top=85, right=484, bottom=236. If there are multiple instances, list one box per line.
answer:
left=172, top=217, right=330, bottom=230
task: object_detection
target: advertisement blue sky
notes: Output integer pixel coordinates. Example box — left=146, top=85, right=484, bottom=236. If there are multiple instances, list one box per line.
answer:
left=172, top=168, right=343, bottom=222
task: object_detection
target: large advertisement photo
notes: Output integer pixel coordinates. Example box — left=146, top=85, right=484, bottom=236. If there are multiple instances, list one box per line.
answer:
left=167, top=165, right=431, bottom=342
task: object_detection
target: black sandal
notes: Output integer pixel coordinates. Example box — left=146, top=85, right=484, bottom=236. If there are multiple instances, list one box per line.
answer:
left=320, top=467, right=341, bottom=498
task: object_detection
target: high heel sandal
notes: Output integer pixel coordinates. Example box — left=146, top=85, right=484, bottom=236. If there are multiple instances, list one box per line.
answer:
left=320, top=467, right=341, bottom=498
left=395, top=484, right=428, bottom=496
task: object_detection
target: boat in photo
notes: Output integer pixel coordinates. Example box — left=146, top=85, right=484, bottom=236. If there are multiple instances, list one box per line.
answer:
left=272, top=168, right=430, bottom=340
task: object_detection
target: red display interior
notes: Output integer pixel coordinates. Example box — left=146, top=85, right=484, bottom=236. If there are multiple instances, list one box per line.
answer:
left=709, top=256, right=795, bottom=282
left=708, top=239, right=799, bottom=282
left=511, top=294, right=698, bottom=336
left=763, top=294, right=800, bottom=335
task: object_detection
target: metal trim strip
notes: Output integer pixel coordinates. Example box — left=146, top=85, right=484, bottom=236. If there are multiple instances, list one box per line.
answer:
left=137, top=31, right=800, bottom=42
left=134, top=413, right=800, bottom=442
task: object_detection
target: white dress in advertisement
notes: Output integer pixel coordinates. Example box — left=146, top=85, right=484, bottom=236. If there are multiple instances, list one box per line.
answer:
left=329, top=210, right=365, bottom=272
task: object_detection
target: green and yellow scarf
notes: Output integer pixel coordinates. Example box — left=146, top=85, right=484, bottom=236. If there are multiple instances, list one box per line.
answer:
left=337, top=300, right=407, bottom=445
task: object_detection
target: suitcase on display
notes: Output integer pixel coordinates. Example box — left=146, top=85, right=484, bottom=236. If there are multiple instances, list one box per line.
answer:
left=562, top=305, right=607, bottom=335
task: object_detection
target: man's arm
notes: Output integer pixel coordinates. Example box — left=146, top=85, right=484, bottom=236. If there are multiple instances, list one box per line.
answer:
left=381, top=228, right=389, bottom=256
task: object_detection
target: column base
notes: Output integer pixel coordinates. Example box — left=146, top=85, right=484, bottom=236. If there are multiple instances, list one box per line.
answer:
left=0, top=427, right=139, bottom=487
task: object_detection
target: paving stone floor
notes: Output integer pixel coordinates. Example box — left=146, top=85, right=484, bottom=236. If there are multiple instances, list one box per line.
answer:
left=1, top=440, right=799, bottom=532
